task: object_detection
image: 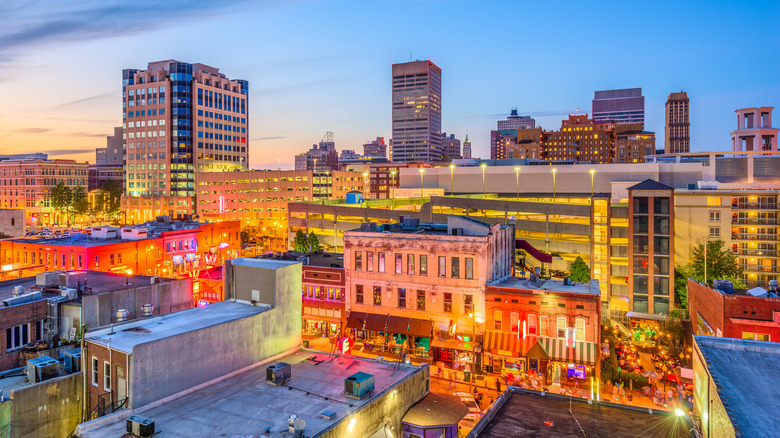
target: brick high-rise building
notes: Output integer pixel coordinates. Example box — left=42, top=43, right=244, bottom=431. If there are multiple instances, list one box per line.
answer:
left=592, top=88, right=645, bottom=128
left=491, top=110, right=535, bottom=159
left=462, top=135, right=472, bottom=159
left=665, top=92, right=690, bottom=154
left=391, top=60, right=442, bottom=163
left=441, top=132, right=461, bottom=160
left=121, top=60, right=249, bottom=222
left=363, top=137, right=387, bottom=159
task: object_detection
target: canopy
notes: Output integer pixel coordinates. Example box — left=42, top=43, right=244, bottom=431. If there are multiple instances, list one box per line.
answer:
left=626, top=311, right=667, bottom=322
left=538, top=338, right=598, bottom=365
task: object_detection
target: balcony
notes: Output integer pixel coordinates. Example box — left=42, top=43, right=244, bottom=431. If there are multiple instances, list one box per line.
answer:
left=732, top=233, right=779, bottom=242
left=732, top=203, right=779, bottom=210
left=738, top=264, right=780, bottom=274
left=731, top=218, right=780, bottom=226
left=733, top=249, right=780, bottom=258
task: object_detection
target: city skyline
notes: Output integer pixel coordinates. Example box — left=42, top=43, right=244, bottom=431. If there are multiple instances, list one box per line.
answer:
left=0, top=1, right=778, bottom=169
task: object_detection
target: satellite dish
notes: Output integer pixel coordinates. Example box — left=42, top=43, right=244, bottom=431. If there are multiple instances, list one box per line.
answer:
left=294, top=419, right=306, bottom=431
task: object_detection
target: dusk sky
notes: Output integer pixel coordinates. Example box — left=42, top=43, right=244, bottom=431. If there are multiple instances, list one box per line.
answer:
left=0, top=0, right=778, bottom=169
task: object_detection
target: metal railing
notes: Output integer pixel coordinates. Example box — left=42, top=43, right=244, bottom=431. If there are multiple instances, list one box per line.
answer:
left=732, top=203, right=779, bottom=210
left=733, top=249, right=780, bottom=257
left=738, top=264, right=780, bottom=273
left=731, top=218, right=780, bottom=226
left=732, top=233, right=779, bottom=241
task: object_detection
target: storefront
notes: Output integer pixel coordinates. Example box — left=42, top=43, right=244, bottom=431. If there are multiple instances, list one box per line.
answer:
left=346, top=312, right=433, bottom=360
left=483, top=330, right=537, bottom=376
left=431, top=337, right=482, bottom=377
left=537, top=337, right=599, bottom=383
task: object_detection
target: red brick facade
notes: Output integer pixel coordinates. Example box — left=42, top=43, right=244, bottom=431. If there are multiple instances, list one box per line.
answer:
left=0, top=300, right=47, bottom=370
left=302, top=264, right=346, bottom=334
left=84, top=342, right=131, bottom=413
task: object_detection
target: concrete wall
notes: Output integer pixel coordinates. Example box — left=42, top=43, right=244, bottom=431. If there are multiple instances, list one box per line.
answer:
left=81, top=278, right=192, bottom=329
left=130, top=261, right=302, bottom=408
left=0, top=210, right=25, bottom=238
left=0, top=400, right=8, bottom=438
left=321, top=365, right=430, bottom=438
left=693, top=342, right=736, bottom=438
left=688, top=280, right=724, bottom=336
left=9, top=372, right=82, bottom=438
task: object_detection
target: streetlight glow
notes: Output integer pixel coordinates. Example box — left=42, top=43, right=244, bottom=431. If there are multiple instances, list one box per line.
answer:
left=552, top=168, right=557, bottom=200
left=449, top=164, right=455, bottom=196
left=515, top=167, right=520, bottom=199
left=590, top=169, right=595, bottom=202
left=481, top=163, right=487, bottom=198
left=419, top=168, right=425, bottom=207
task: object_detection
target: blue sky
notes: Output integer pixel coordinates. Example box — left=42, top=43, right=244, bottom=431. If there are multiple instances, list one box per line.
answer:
left=0, top=0, right=777, bottom=168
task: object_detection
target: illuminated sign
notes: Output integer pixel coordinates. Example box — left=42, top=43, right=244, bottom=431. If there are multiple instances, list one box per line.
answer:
left=218, top=195, right=225, bottom=213
left=198, top=300, right=209, bottom=307
left=521, top=321, right=526, bottom=340
left=566, top=327, right=577, bottom=348
left=338, top=337, right=354, bottom=355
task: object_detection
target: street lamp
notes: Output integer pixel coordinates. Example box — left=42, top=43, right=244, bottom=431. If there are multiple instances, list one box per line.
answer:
left=590, top=169, right=595, bottom=202
left=418, top=169, right=425, bottom=206
left=390, top=170, right=396, bottom=210
left=515, top=167, right=520, bottom=199
left=449, top=164, right=455, bottom=196
left=480, top=163, right=487, bottom=198
left=363, top=171, right=369, bottom=200
left=552, top=168, right=557, bottom=201
left=125, top=269, right=133, bottom=285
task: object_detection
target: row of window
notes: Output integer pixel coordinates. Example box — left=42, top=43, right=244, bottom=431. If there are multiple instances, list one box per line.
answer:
left=494, top=312, right=587, bottom=340
left=6, top=322, right=42, bottom=351
left=302, top=285, right=345, bottom=301
left=354, top=251, right=474, bottom=279
left=354, top=285, right=472, bottom=313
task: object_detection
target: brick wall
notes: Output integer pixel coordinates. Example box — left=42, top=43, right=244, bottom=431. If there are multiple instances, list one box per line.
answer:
left=687, top=280, right=725, bottom=335
left=83, top=342, right=130, bottom=413
left=0, top=300, right=47, bottom=371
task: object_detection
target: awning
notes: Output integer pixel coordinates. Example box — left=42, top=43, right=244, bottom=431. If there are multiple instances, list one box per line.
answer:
left=538, top=338, right=598, bottom=365
left=408, top=319, right=433, bottom=338
left=431, top=338, right=477, bottom=352
left=626, top=311, right=666, bottom=322
left=484, top=331, right=539, bottom=356
left=346, top=312, right=366, bottom=329
left=364, top=313, right=389, bottom=332
left=387, top=316, right=410, bottom=334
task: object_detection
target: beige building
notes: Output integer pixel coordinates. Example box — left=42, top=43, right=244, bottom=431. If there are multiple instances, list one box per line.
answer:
left=343, top=216, right=514, bottom=366
left=665, top=91, right=690, bottom=153
left=730, top=107, right=778, bottom=152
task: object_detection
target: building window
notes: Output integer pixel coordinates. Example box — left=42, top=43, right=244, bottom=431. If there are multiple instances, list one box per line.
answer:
left=540, top=315, right=549, bottom=337
left=709, top=211, right=720, bottom=222
left=451, top=257, right=460, bottom=278
left=438, top=256, right=446, bottom=277
left=464, top=294, right=473, bottom=314
left=110, top=254, right=115, bottom=265
left=576, top=319, right=586, bottom=341
left=373, top=286, right=382, bottom=306
left=527, top=314, right=537, bottom=335
left=709, top=227, right=720, bottom=238
left=557, top=317, right=567, bottom=338
left=398, top=288, right=406, bottom=308
left=494, top=310, right=503, bottom=330
left=742, top=332, right=770, bottom=341
left=465, top=258, right=473, bottom=280
left=355, top=285, right=363, bottom=304
left=94, top=256, right=99, bottom=269
left=395, top=254, right=403, bottom=274
left=420, top=255, right=427, bottom=276
left=104, top=361, right=112, bottom=391
left=443, top=293, right=452, bottom=313
left=510, top=312, right=520, bottom=333
left=366, top=252, right=373, bottom=272
left=707, top=197, right=721, bottom=206
left=5, top=324, right=30, bottom=351
left=417, top=290, right=425, bottom=310
left=354, top=251, right=362, bottom=271
left=407, top=254, right=415, bottom=275
left=378, top=252, right=385, bottom=273
left=91, top=357, right=99, bottom=387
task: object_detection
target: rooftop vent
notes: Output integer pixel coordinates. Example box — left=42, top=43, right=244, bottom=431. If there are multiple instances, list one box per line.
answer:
left=344, top=372, right=374, bottom=400
left=142, top=304, right=154, bottom=317
left=714, top=280, right=734, bottom=294
left=63, top=348, right=81, bottom=373
left=126, top=415, right=155, bottom=438
left=116, top=309, right=128, bottom=322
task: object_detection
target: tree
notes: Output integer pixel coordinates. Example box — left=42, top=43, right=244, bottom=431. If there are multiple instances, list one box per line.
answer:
left=50, top=182, right=72, bottom=225
left=293, top=230, right=308, bottom=252
left=307, top=231, right=321, bottom=252
left=71, top=186, right=89, bottom=218
left=689, top=240, right=744, bottom=288
left=673, top=265, right=691, bottom=309
left=100, top=180, right=122, bottom=216
left=569, top=256, right=591, bottom=283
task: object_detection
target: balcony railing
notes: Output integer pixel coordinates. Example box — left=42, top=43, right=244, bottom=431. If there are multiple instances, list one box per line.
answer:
left=732, top=203, right=779, bottom=210
left=732, top=233, right=780, bottom=241
left=738, top=264, right=780, bottom=273
left=733, top=249, right=780, bottom=257
left=731, top=218, right=780, bottom=226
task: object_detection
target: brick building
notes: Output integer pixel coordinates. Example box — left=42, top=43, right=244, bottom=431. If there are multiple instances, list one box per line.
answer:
left=688, top=279, right=780, bottom=342
left=0, top=280, right=47, bottom=371
left=484, top=277, right=601, bottom=381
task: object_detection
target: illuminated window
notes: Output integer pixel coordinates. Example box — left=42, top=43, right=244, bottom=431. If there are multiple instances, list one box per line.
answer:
left=420, top=255, right=427, bottom=276
left=528, top=314, right=537, bottom=335
left=540, top=315, right=548, bottom=336
left=355, top=285, right=363, bottom=304
left=373, top=286, right=381, bottom=306
left=576, top=319, right=585, bottom=341
left=378, top=252, right=385, bottom=273
left=494, top=310, right=503, bottom=330
left=510, top=312, right=520, bottom=332
left=707, top=197, right=722, bottom=206
left=557, top=317, right=567, bottom=338
left=354, top=251, right=362, bottom=271
left=407, top=254, right=415, bottom=275
left=417, top=290, right=425, bottom=310
left=443, top=293, right=452, bottom=313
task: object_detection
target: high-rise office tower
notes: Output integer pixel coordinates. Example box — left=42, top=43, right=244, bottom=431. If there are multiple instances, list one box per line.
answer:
left=665, top=92, right=690, bottom=153
left=462, top=135, right=472, bottom=159
left=121, top=60, right=248, bottom=221
left=497, top=109, right=535, bottom=131
left=363, top=137, right=387, bottom=158
left=592, top=88, right=645, bottom=127
left=391, top=60, right=442, bottom=162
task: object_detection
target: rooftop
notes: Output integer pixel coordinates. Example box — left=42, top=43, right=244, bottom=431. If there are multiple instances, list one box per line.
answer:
left=627, top=178, right=673, bottom=191
left=260, top=251, right=344, bottom=269
left=85, top=301, right=268, bottom=354
left=77, top=353, right=422, bottom=438
left=489, top=277, right=601, bottom=297
left=402, top=393, right=469, bottom=427
left=695, top=335, right=780, bottom=437
left=475, top=389, right=690, bottom=437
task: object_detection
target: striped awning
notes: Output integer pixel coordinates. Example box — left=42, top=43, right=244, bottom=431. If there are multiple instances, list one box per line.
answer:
left=538, top=338, right=598, bottom=365
left=484, top=331, right=543, bottom=356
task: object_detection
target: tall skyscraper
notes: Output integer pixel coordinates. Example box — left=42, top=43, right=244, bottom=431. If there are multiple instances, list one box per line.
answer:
left=122, top=60, right=249, bottom=221
left=391, top=60, right=442, bottom=162
left=592, top=88, right=645, bottom=127
left=665, top=92, right=690, bottom=153
left=462, top=135, right=472, bottom=159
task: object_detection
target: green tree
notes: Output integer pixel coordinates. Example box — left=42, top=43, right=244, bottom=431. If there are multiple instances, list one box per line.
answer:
left=307, top=231, right=321, bottom=252
left=569, top=256, right=591, bottom=283
left=100, top=179, right=122, bottom=216
left=71, top=186, right=89, bottom=218
left=673, top=265, right=691, bottom=309
left=50, top=182, right=72, bottom=225
left=689, top=240, right=744, bottom=288
left=293, top=230, right=308, bottom=252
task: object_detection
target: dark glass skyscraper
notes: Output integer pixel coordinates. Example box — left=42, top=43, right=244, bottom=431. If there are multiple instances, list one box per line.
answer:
left=391, top=60, right=442, bottom=163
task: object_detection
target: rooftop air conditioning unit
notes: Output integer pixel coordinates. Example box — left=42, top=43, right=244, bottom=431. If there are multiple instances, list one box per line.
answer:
left=126, top=415, right=155, bottom=438
left=344, top=372, right=374, bottom=400
left=63, top=348, right=81, bottom=373
left=60, top=288, right=77, bottom=300
left=27, top=356, right=59, bottom=383
left=266, top=362, right=291, bottom=386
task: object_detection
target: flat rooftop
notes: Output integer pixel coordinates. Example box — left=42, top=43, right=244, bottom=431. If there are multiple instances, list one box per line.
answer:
left=86, top=301, right=267, bottom=354
left=77, top=353, right=422, bottom=438
left=489, top=276, right=600, bottom=296
left=0, top=271, right=180, bottom=302
left=476, top=389, right=691, bottom=437
left=695, top=335, right=780, bottom=437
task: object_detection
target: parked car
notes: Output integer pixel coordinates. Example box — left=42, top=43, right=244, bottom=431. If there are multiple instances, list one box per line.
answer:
left=453, top=392, right=481, bottom=421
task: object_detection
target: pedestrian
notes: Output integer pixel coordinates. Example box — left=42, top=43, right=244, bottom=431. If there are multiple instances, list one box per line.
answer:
left=495, top=378, right=502, bottom=394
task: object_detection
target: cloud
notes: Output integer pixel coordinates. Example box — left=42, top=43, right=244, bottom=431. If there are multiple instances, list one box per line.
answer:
left=39, top=148, right=94, bottom=156
left=0, top=127, right=52, bottom=138
left=0, top=0, right=258, bottom=62
left=54, top=93, right=114, bottom=108
left=66, top=131, right=107, bottom=138
left=251, top=136, right=289, bottom=141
